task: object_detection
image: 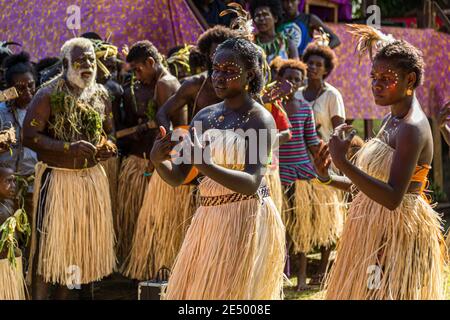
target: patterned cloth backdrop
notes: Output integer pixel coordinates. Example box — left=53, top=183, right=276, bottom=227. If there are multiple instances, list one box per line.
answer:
left=326, top=24, right=450, bottom=119
left=0, top=0, right=205, bottom=58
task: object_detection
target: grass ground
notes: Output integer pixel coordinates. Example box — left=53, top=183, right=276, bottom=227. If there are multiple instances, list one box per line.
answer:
left=283, top=263, right=450, bottom=300
left=284, top=207, right=450, bottom=300
left=70, top=209, right=450, bottom=300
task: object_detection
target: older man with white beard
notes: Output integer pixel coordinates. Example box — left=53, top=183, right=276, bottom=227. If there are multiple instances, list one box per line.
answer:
left=23, top=38, right=117, bottom=300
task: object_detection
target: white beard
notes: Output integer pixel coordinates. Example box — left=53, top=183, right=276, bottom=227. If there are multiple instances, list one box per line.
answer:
left=66, top=58, right=97, bottom=91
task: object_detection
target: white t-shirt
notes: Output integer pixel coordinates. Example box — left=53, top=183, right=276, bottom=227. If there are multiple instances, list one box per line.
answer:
left=296, top=82, right=346, bottom=142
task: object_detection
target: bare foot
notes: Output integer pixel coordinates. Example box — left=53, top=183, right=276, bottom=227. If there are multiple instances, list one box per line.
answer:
left=296, top=283, right=312, bottom=291
left=296, top=276, right=311, bottom=291
left=309, top=273, right=325, bottom=286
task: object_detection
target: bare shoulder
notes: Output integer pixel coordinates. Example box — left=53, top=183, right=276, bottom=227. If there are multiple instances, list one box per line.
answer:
left=34, top=85, right=53, bottom=100
left=29, top=85, right=53, bottom=110
left=249, top=101, right=276, bottom=130
left=192, top=102, right=221, bottom=121
left=158, top=73, right=180, bottom=91
left=182, top=73, right=207, bottom=89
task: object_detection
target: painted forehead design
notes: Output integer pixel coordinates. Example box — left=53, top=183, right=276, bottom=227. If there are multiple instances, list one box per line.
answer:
left=212, top=62, right=243, bottom=82
left=372, top=68, right=399, bottom=88
left=372, top=68, right=399, bottom=76
left=214, top=62, right=242, bottom=68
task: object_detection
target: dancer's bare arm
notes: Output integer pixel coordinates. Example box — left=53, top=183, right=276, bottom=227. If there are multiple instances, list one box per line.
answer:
left=191, top=106, right=275, bottom=195
left=329, top=124, right=425, bottom=210
left=156, top=77, right=199, bottom=130
left=313, top=141, right=352, bottom=192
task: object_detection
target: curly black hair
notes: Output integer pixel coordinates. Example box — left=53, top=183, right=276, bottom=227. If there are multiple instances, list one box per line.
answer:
left=197, top=25, right=239, bottom=58
left=2, top=51, right=36, bottom=86
left=302, top=43, right=337, bottom=79
left=374, top=40, right=425, bottom=88
left=277, top=59, right=308, bottom=78
left=189, top=46, right=207, bottom=74
left=126, top=40, right=162, bottom=64
left=215, top=38, right=265, bottom=95
left=249, top=0, right=284, bottom=25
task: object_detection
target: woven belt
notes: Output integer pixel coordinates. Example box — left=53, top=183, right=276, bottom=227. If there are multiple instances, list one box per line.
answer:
left=199, top=186, right=270, bottom=207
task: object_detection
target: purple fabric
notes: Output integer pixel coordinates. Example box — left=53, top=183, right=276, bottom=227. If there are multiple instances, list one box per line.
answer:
left=0, top=0, right=205, bottom=59
left=325, top=24, right=450, bottom=119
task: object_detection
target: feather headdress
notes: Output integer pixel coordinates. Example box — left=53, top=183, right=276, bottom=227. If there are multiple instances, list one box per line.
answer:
left=220, top=2, right=254, bottom=41
left=312, top=27, right=331, bottom=47
left=347, top=24, right=396, bottom=61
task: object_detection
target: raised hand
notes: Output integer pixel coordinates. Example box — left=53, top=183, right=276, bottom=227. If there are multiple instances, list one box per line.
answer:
left=313, top=140, right=332, bottom=179
left=262, top=79, right=294, bottom=104
left=150, top=126, right=176, bottom=165
left=186, top=127, right=212, bottom=166
left=328, top=124, right=356, bottom=168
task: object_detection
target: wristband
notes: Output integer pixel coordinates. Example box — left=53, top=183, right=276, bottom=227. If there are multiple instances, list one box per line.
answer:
left=317, top=175, right=332, bottom=185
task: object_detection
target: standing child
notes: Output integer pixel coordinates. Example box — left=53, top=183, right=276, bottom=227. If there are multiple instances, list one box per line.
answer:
left=276, top=59, right=339, bottom=291
left=0, top=166, right=30, bottom=300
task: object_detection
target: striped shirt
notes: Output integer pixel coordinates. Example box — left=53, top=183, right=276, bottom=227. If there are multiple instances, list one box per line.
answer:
left=279, top=100, right=320, bottom=184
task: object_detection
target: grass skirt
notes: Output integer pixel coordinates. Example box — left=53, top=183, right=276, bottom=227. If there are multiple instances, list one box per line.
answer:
left=325, top=139, right=446, bottom=300
left=116, top=155, right=149, bottom=260
left=164, top=177, right=286, bottom=300
left=0, top=256, right=26, bottom=300
left=27, top=162, right=116, bottom=285
left=100, top=156, right=120, bottom=217
left=266, top=166, right=283, bottom=213
left=121, top=172, right=196, bottom=280
left=284, top=179, right=345, bottom=253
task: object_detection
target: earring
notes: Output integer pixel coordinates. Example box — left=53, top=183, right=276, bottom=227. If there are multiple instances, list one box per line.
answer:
left=245, top=84, right=249, bottom=91
left=406, top=88, right=413, bottom=96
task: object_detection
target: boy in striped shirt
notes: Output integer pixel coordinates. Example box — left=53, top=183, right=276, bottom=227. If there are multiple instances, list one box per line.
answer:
left=276, top=59, right=326, bottom=291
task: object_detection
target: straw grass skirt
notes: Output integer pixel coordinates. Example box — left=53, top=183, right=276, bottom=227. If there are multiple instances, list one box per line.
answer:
left=283, top=179, right=345, bottom=254
left=266, top=165, right=283, bottom=213
left=27, top=162, right=116, bottom=286
left=116, top=155, right=149, bottom=260
left=100, top=156, right=120, bottom=216
left=122, top=172, right=196, bottom=280
left=164, top=177, right=286, bottom=300
left=0, top=256, right=26, bottom=300
left=325, top=139, right=446, bottom=300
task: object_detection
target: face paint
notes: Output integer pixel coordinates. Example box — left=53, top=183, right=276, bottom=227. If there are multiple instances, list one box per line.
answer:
left=30, top=119, right=39, bottom=127
left=66, top=53, right=97, bottom=90
left=212, top=62, right=243, bottom=82
left=72, top=61, right=81, bottom=70
left=385, top=69, right=399, bottom=89
left=63, top=142, right=70, bottom=151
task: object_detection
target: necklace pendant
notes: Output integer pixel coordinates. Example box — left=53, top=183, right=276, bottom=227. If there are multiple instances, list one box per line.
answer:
left=218, top=115, right=225, bottom=122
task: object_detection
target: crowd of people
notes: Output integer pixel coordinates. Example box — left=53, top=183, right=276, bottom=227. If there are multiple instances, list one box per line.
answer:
left=0, top=0, right=449, bottom=300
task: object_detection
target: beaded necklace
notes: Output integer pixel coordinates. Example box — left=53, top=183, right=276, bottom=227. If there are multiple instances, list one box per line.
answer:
left=207, top=103, right=251, bottom=130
